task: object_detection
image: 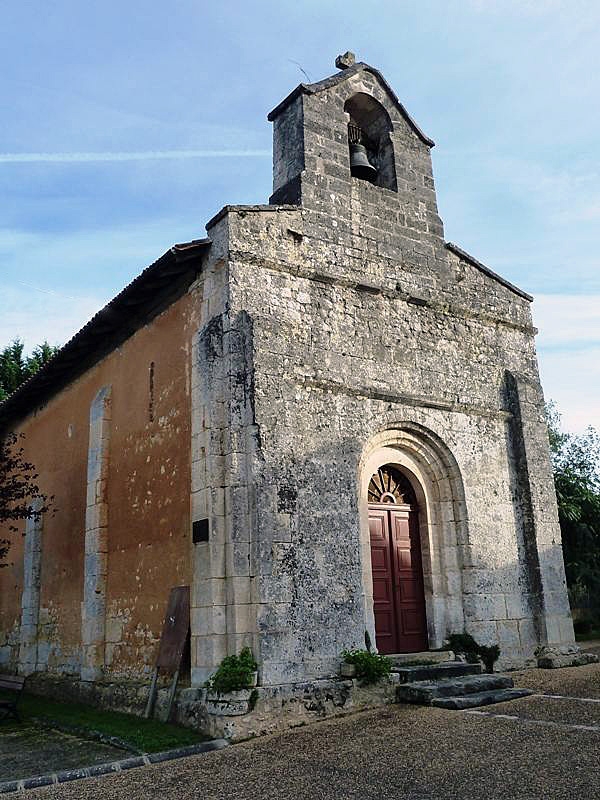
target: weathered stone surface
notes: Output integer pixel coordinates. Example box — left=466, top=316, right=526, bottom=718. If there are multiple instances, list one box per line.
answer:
left=175, top=675, right=400, bottom=741
left=81, top=386, right=111, bottom=682
left=335, top=51, right=356, bottom=70
left=396, top=674, right=513, bottom=704
left=432, top=687, right=534, bottom=709
left=393, top=662, right=481, bottom=683
left=536, top=645, right=600, bottom=669
left=388, top=650, right=456, bottom=667
left=18, top=502, right=43, bottom=676
left=196, top=59, right=575, bottom=686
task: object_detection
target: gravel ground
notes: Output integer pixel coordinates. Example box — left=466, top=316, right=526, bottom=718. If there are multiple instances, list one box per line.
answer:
left=580, top=639, right=600, bottom=657
left=512, top=661, right=600, bottom=698
left=27, top=664, right=600, bottom=800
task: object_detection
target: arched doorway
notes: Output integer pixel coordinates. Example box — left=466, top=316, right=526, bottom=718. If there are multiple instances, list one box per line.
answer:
left=368, top=465, right=428, bottom=654
left=359, top=424, right=468, bottom=654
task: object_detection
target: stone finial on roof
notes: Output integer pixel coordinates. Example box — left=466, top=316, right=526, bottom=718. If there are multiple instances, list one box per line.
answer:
left=335, top=51, right=356, bottom=70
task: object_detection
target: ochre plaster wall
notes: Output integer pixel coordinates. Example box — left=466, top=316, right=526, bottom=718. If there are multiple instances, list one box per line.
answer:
left=0, top=287, right=201, bottom=677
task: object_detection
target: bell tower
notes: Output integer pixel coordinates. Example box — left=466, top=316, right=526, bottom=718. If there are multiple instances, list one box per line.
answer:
left=268, top=52, right=445, bottom=265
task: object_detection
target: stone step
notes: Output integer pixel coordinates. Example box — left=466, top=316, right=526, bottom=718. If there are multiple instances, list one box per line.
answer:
left=432, top=688, right=534, bottom=710
left=392, top=662, right=482, bottom=683
left=396, top=674, right=514, bottom=705
left=387, top=651, right=455, bottom=667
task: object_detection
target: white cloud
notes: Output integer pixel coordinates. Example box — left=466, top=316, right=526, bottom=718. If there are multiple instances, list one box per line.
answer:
left=481, top=155, right=600, bottom=227
left=533, top=294, right=600, bottom=433
left=0, top=150, right=270, bottom=164
left=538, top=345, right=600, bottom=434
left=0, top=218, right=204, bottom=295
left=465, top=0, right=591, bottom=16
left=0, top=220, right=202, bottom=350
left=0, top=285, right=106, bottom=352
left=554, top=203, right=600, bottom=224
left=534, top=294, right=600, bottom=347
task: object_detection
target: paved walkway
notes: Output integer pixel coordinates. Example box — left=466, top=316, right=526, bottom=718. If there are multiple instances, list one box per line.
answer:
left=0, top=724, right=124, bottom=784
left=28, top=663, right=600, bottom=800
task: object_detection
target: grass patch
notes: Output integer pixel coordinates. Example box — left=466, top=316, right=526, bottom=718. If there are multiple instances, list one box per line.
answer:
left=3, top=692, right=208, bottom=753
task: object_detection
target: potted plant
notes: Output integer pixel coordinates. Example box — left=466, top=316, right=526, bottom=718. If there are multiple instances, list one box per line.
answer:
left=204, top=647, right=258, bottom=716
left=340, top=649, right=391, bottom=685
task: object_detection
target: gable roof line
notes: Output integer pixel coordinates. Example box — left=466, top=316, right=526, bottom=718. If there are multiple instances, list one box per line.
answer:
left=446, top=242, right=533, bottom=302
left=0, top=238, right=211, bottom=431
left=267, top=62, right=435, bottom=148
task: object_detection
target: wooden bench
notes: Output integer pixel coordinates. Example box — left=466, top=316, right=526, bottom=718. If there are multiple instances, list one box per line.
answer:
left=0, top=675, right=25, bottom=722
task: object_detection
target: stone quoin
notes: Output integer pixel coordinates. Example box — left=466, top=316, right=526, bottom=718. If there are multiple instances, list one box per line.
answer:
left=0, top=54, right=578, bottom=727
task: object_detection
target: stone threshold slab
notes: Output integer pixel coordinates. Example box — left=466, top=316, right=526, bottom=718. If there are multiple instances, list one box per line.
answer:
left=387, top=650, right=455, bottom=666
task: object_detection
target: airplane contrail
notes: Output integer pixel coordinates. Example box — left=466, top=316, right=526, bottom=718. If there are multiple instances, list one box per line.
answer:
left=0, top=149, right=271, bottom=164
left=16, top=280, right=86, bottom=302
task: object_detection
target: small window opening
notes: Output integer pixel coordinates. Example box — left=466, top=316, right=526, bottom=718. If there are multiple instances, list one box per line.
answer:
left=148, top=361, right=155, bottom=422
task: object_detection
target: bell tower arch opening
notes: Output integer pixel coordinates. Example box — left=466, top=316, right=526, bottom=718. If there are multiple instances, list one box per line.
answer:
left=344, top=93, right=397, bottom=192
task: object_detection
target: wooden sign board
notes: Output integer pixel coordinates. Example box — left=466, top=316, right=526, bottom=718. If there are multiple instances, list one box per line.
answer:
left=156, top=585, right=190, bottom=671
left=145, top=585, right=191, bottom=720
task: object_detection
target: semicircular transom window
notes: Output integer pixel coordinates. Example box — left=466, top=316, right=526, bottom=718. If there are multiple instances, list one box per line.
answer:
left=368, top=465, right=417, bottom=506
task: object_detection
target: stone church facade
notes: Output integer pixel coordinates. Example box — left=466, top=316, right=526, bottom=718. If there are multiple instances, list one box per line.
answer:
left=0, top=55, right=576, bottom=696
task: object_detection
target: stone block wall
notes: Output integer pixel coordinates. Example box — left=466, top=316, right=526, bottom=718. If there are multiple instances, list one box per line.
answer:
left=199, top=56, right=574, bottom=684
left=189, top=220, right=263, bottom=685
left=81, top=384, right=112, bottom=682
left=18, top=502, right=44, bottom=675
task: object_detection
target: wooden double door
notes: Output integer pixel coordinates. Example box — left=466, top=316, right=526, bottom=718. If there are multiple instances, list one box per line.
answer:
left=368, top=504, right=428, bottom=654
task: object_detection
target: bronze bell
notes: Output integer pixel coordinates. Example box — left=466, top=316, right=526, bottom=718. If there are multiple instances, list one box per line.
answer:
left=349, top=142, right=377, bottom=182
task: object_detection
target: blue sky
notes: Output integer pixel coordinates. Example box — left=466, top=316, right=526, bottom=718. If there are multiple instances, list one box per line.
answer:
left=1, top=0, right=598, bottom=432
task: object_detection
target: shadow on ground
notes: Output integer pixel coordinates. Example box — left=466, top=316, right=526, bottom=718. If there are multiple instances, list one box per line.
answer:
left=0, top=723, right=125, bottom=783
left=23, top=663, right=600, bottom=800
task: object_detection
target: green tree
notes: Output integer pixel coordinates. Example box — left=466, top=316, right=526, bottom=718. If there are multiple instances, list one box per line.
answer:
left=0, top=338, right=59, bottom=402
left=0, top=338, right=58, bottom=563
left=546, top=402, right=600, bottom=616
left=1, top=433, right=53, bottom=566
